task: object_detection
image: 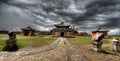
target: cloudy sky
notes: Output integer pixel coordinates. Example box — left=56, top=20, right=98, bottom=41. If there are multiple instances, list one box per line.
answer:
left=0, top=0, right=120, bottom=35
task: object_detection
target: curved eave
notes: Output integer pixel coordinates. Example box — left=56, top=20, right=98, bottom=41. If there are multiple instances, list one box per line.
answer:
left=51, top=28, right=74, bottom=32
left=91, top=30, right=109, bottom=32
left=55, top=25, right=70, bottom=28
left=21, top=28, right=34, bottom=31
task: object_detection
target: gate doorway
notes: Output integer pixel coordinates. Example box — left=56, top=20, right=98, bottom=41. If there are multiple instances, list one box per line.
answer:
left=24, top=31, right=28, bottom=36
left=61, top=32, right=64, bottom=37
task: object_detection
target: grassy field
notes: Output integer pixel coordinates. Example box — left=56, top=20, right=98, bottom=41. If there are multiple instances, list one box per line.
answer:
left=67, top=36, right=110, bottom=45
left=0, top=34, right=120, bottom=52
left=0, top=34, right=56, bottom=52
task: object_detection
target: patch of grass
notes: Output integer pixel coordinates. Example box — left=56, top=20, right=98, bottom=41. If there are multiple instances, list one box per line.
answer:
left=0, top=34, right=56, bottom=52
left=102, top=39, right=110, bottom=44
left=67, top=36, right=92, bottom=45
left=17, top=35, right=56, bottom=48
left=0, top=39, right=6, bottom=52
left=103, top=46, right=120, bottom=56
left=67, top=36, right=110, bottom=45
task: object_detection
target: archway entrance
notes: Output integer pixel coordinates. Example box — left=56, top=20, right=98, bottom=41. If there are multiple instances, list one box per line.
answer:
left=61, top=32, right=64, bottom=37
left=24, top=31, right=28, bottom=36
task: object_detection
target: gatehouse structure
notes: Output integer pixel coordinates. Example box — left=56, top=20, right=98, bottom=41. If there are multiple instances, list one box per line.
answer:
left=91, top=28, right=109, bottom=38
left=21, top=26, right=35, bottom=36
left=51, top=22, right=75, bottom=37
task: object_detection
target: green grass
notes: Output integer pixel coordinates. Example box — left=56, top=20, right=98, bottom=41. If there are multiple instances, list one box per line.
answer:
left=0, top=34, right=8, bottom=51
left=17, top=35, right=56, bottom=48
left=0, top=40, right=6, bottom=52
left=67, top=36, right=110, bottom=45
left=67, top=36, right=92, bottom=44
left=103, top=46, right=120, bottom=56
left=0, top=34, right=56, bottom=51
left=17, top=35, right=55, bottom=48
left=0, top=34, right=119, bottom=52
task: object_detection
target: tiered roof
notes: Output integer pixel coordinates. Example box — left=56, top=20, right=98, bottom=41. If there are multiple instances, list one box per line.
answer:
left=55, top=21, right=70, bottom=28
left=52, top=28, right=74, bottom=32
left=52, top=21, right=75, bottom=32
left=21, top=26, right=34, bottom=31
left=91, top=28, right=109, bottom=32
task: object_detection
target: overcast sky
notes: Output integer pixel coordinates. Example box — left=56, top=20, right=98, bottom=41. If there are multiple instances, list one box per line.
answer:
left=0, top=0, right=120, bottom=35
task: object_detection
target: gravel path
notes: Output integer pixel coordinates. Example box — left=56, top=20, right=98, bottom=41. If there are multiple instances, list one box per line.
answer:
left=0, top=37, right=88, bottom=61
left=77, top=44, right=120, bottom=61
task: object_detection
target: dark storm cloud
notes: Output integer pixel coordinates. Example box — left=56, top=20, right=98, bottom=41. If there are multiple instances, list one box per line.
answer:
left=86, top=0, right=118, bottom=8
left=68, top=0, right=120, bottom=33
left=100, top=18, right=119, bottom=28
left=0, top=0, right=9, bottom=3
left=72, top=0, right=119, bottom=23
left=0, top=0, right=119, bottom=35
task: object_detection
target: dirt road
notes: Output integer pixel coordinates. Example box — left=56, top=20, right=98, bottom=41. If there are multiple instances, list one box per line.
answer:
left=0, top=37, right=88, bottom=61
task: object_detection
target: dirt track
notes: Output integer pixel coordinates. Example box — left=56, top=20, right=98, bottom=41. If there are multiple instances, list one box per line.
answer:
left=77, top=44, right=120, bottom=61
left=0, top=38, right=88, bottom=61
